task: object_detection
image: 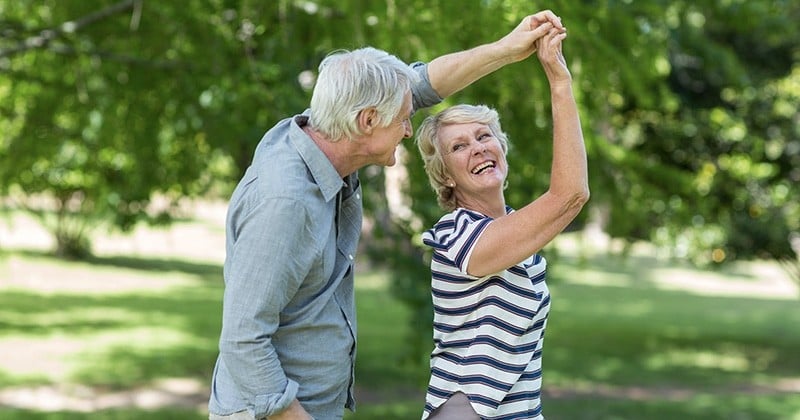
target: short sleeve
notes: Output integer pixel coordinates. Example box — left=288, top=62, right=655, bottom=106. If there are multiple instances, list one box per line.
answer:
left=409, top=61, right=443, bottom=111
left=422, top=209, right=493, bottom=275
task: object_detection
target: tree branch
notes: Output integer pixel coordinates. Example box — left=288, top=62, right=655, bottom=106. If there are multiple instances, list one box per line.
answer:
left=48, top=44, right=183, bottom=69
left=0, top=0, right=138, bottom=59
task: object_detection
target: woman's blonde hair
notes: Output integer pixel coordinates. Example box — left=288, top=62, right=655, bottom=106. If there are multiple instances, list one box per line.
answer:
left=415, top=104, right=509, bottom=211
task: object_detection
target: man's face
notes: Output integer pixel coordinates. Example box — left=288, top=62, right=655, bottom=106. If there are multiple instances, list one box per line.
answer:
left=365, top=91, right=413, bottom=167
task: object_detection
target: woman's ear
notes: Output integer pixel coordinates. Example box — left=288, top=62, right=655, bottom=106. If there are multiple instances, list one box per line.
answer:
left=357, top=107, right=378, bottom=134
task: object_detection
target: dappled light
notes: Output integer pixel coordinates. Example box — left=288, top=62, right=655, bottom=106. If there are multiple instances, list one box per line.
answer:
left=551, top=234, right=799, bottom=300
left=645, top=349, right=754, bottom=373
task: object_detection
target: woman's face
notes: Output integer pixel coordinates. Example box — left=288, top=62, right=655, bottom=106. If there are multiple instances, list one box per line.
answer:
left=438, top=122, right=507, bottom=197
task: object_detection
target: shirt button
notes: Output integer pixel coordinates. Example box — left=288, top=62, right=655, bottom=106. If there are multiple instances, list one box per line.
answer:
left=356, top=193, right=360, bottom=200
left=348, top=254, right=354, bottom=260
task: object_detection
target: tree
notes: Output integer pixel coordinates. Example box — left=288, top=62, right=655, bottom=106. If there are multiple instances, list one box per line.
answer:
left=0, top=0, right=351, bottom=257
left=1, top=0, right=219, bottom=256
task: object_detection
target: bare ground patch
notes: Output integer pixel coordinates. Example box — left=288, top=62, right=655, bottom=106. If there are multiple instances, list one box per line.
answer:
left=0, top=378, right=207, bottom=412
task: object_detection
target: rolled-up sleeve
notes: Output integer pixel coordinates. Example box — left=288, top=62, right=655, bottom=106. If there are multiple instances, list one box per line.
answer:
left=410, top=61, right=443, bottom=111
left=219, top=196, right=315, bottom=418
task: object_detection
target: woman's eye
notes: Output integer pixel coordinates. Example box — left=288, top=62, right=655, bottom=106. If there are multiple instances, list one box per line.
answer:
left=478, top=133, right=492, bottom=141
left=452, top=144, right=465, bottom=151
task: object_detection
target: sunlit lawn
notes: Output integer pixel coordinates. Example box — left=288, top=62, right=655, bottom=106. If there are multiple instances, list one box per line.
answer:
left=1, top=230, right=799, bottom=419
left=347, top=263, right=800, bottom=420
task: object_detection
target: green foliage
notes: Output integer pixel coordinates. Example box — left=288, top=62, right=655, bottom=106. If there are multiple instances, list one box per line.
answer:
left=639, top=1, right=800, bottom=266
left=0, top=0, right=225, bottom=254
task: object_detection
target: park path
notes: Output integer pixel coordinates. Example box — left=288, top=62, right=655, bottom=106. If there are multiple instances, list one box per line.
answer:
left=0, top=379, right=208, bottom=412
left=3, top=379, right=800, bottom=413
left=1, top=200, right=798, bottom=413
left=0, top=200, right=229, bottom=412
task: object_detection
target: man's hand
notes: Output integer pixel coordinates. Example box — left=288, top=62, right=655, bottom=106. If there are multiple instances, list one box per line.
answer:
left=497, top=10, right=566, bottom=63
left=267, top=399, right=313, bottom=420
left=426, top=9, right=567, bottom=99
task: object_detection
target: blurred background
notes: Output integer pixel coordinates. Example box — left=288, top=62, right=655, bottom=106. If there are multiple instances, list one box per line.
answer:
left=0, top=0, right=798, bottom=419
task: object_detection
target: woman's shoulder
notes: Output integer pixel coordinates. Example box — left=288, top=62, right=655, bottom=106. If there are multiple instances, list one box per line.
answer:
left=427, top=208, right=482, bottom=232
left=424, top=208, right=493, bottom=245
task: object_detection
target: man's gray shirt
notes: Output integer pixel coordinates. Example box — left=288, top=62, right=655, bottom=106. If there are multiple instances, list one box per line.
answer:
left=208, top=62, right=441, bottom=420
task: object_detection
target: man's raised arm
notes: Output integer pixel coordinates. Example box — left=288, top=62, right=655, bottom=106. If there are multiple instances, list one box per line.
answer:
left=427, top=10, right=564, bottom=98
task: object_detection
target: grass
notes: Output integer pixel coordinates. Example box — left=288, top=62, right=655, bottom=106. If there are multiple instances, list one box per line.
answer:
left=344, top=279, right=800, bottom=420
left=1, top=220, right=799, bottom=419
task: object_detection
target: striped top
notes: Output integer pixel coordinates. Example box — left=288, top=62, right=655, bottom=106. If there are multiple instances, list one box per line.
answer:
left=421, top=207, right=550, bottom=420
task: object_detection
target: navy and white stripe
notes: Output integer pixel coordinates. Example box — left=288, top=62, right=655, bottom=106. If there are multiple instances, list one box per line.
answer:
left=421, top=208, right=550, bottom=420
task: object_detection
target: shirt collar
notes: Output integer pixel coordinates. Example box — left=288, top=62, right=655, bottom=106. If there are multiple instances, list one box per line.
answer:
left=289, top=114, right=346, bottom=202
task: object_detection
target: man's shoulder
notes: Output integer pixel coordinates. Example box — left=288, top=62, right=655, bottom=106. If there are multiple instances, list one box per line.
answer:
left=256, top=115, right=303, bottom=152
left=250, top=117, right=312, bottom=176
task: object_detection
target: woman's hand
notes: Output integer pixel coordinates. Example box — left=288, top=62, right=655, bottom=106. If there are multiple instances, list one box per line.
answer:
left=536, top=26, right=571, bottom=85
left=496, top=10, right=565, bottom=62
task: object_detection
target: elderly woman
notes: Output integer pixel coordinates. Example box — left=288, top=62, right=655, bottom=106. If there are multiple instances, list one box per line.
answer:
left=414, top=22, right=589, bottom=420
